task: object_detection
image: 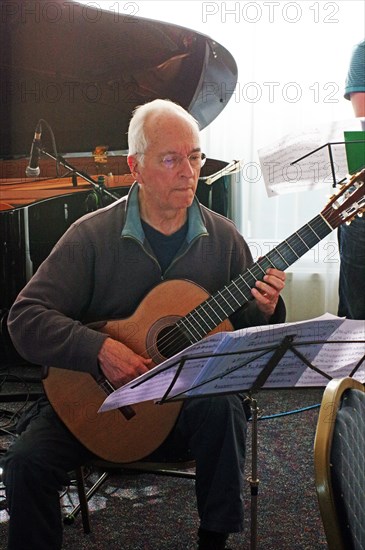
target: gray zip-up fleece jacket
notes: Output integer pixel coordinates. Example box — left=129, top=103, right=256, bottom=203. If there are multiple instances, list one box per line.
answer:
left=8, top=183, right=285, bottom=378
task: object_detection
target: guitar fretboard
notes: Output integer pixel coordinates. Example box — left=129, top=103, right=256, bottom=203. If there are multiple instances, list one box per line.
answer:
left=177, top=213, right=332, bottom=343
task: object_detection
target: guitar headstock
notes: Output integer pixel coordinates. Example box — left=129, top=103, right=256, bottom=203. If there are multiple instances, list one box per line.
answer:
left=321, top=168, right=365, bottom=229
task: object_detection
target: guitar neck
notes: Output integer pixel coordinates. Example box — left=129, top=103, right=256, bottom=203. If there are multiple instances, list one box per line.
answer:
left=177, top=213, right=333, bottom=343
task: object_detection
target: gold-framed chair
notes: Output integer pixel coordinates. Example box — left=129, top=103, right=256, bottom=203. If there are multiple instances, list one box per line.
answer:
left=314, top=377, right=365, bottom=550
left=64, top=459, right=196, bottom=534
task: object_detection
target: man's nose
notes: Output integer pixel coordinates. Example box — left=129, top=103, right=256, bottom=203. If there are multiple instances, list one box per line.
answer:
left=180, top=156, right=196, bottom=176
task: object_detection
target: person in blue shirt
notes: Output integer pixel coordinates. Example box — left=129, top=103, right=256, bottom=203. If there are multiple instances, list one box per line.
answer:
left=337, top=40, right=365, bottom=320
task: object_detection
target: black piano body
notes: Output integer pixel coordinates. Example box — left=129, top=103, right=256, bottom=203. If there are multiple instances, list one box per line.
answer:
left=0, top=1, right=238, bottom=335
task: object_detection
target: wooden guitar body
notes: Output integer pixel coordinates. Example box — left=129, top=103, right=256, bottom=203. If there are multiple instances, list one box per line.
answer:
left=43, top=279, right=233, bottom=463
left=43, top=169, right=365, bottom=462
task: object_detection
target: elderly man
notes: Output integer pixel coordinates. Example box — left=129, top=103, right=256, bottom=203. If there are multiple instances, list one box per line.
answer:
left=1, top=99, right=286, bottom=549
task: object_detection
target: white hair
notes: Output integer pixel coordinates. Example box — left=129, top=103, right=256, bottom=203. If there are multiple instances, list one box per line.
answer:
left=127, top=99, right=200, bottom=157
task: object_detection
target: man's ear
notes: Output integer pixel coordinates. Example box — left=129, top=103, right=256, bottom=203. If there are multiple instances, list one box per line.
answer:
left=127, top=155, right=140, bottom=179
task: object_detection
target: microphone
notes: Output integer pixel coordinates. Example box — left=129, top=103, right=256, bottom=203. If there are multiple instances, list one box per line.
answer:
left=25, top=122, right=42, bottom=177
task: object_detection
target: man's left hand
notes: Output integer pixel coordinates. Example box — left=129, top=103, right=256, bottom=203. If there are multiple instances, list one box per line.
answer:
left=251, top=268, right=286, bottom=319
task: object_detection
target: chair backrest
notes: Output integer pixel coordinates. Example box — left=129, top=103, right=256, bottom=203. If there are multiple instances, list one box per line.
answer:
left=314, top=377, right=365, bottom=550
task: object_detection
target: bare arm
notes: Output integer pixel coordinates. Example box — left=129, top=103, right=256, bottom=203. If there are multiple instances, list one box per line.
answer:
left=350, top=92, right=365, bottom=117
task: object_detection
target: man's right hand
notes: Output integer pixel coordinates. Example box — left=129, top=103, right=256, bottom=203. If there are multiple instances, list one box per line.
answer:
left=97, top=337, right=153, bottom=388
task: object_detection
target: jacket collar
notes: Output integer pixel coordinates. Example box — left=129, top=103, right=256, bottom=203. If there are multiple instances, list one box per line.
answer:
left=121, top=182, right=208, bottom=244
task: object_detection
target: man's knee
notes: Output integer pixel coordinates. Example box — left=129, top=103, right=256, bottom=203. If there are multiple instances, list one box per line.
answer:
left=1, top=443, right=69, bottom=494
left=209, top=394, right=249, bottom=422
left=1, top=445, right=40, bottom=488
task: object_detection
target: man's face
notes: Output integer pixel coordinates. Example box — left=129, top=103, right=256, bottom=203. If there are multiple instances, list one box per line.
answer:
left=128, top=113, right=202, bottom=216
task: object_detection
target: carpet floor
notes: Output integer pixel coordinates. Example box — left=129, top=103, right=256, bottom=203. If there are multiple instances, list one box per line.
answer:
left=0, top=369, right=328, bottom=549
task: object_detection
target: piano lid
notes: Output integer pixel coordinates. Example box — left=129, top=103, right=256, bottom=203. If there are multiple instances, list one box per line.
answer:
left=0, top=0, right=238, bottom=160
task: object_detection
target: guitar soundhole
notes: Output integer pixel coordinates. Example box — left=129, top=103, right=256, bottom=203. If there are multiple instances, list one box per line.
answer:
left=156, top=325, right=191, bottom=360
left=146, top=316, right=192, bottom=364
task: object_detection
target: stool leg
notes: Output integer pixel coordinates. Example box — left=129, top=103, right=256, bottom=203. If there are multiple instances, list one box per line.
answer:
left=76, top=467, right=91, bottom=534
left=64, top=467, right=110, bottom=534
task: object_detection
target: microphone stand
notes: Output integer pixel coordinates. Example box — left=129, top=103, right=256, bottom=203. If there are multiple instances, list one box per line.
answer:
left=39, top=147, right=120, bottom=203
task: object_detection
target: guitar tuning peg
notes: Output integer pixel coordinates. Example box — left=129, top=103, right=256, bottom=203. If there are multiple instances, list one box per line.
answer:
left=345, top=213, right=359, bottom=225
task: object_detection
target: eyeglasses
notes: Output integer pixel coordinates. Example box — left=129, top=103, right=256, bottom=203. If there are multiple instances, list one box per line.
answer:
left=138, top=152, right=207, bottom=170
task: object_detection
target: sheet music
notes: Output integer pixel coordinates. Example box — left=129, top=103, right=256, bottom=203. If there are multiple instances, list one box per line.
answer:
left=258, top=118, right=365, bottom=196
left=99, top=332, right=231, bottom=411
left=99, top=313, right=364, bottom=412
left=297, top=319, right=365, bottom=385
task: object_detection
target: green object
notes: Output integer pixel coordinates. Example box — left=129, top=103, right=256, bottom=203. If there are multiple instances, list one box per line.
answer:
left=344, top=131, right=365, bottom=174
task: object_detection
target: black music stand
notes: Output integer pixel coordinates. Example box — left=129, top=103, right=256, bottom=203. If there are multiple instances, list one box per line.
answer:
left=129, top=331, right=364, bottom=550
left=101, top=314, right=364, bottom=549
left=158, top=335, right=330, bottom=550
left=290, top=138, right=365, bottom=188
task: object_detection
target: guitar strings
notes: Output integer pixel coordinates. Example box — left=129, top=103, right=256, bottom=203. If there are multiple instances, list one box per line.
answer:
left=147, top=177, right=365, bottom=360
left=146, top=214, right=332, bottom=359
left=140, top=212, right=335, bottom=363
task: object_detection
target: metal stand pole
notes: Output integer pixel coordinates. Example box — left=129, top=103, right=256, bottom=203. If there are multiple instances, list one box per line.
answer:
left=39, top=148, right=120, bottom=202
left=247, top=396, right=259, bottom=550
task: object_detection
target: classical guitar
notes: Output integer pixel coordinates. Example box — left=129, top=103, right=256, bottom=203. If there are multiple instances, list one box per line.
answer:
left=43, top=170, right=365, bottom=463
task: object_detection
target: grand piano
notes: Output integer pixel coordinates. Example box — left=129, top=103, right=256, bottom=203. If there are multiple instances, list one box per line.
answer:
left=0, top=0, right=239, bottom=317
